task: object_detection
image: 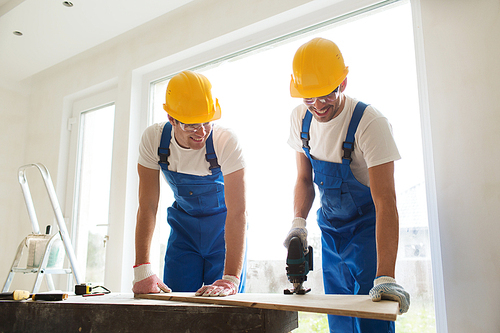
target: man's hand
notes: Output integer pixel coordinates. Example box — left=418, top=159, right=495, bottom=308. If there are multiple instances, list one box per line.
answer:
left=132, top=263, right=171, bottom=294
left=369, top=276, right=410, bottom=314
left=283, top=217, right=308, bottom=250
left=195, top=275, right=239, bottom=297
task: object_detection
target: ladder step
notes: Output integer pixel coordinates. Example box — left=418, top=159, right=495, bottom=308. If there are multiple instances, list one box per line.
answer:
left=12, top=268, right=72, bottom=274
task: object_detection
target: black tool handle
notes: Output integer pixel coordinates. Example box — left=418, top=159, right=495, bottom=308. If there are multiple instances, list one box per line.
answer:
left=31, top=293, right=68, bottom=301
left=0, top=290, right=30, bottom=300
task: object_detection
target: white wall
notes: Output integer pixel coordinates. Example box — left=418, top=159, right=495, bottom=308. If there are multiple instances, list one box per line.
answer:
left=1, top=0, right=499, bottom=331
left=418, top=0, right=500, bottom=331
left=0, top=83, right=30, bottom=285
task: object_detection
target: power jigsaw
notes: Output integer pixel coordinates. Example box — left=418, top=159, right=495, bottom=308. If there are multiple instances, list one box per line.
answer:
left=284, top=236, right=313, bottom=294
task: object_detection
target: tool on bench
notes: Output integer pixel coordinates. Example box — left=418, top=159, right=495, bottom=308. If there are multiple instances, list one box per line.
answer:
left=284, top=236, right=313, bottom=295
left=0, top=290, right=30, bottom=300
left=31, top=293, right=69, bottom=301
left=75, top=283, right=111, bottom=296
left=82, top=293, right=105, bottom=297
left=2, top=163, right=82, bottom=294
left=0, top=290, right=68, bottom=301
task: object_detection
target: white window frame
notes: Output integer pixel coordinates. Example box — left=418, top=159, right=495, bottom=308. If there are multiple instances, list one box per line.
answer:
left=128, top=1, right=446, bottom=330
left=410, top=1, right=447, bottom=331
left=63, top=88, right=117, bottom=289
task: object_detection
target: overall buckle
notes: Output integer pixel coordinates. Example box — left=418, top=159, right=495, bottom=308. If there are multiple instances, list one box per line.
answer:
left=342, top=141, right=354, bottom=161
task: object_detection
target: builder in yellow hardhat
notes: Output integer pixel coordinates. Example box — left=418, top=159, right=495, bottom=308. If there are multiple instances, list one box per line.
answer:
left=284, top=38, right=410, bottom=332
left=133, top=70, right=246, bottom=297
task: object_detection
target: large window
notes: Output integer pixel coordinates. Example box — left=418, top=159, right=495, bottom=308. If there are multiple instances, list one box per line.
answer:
left=66, top=96, right=116, bottom=287
left=150, top=1, right=435, bottom=331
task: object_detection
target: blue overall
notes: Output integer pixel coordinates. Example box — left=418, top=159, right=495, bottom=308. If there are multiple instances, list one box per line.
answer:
left=301, top=103, right=394, bottom=333
left=158, top=122, right=246, bottom=292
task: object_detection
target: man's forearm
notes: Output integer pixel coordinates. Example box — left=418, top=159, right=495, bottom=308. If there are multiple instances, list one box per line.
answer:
left=368, top=162, right=399, bottom=278
left=222, top=168, right=246, bottom=278
left=223, top=211, right=246, bottom=277
left=294, top=177, right=315, bottom=219
left=374, top=204, right=399, bottom=278
left=135, top=210, right=156, bottom=266
left=135, top=165, right=160, bottom=266
left=294, top=152, right=315, bottom=219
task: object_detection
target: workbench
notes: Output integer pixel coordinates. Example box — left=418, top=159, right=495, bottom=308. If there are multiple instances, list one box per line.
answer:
left=0, top=293, right=298, bottom=332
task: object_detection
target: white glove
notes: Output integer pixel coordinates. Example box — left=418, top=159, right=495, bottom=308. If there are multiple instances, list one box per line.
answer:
left=283, top=217, right=308, bottom=250
left=132, top=263, right=171, bottom=294
left=369, top=276, right=410, bottom=314
left=195, top=275, right=240, bottom=297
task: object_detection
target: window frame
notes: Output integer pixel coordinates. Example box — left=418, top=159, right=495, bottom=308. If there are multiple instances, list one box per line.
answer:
left=64, top=88, right=117, bottom=289
left=130, top=0, right=446, bottom=330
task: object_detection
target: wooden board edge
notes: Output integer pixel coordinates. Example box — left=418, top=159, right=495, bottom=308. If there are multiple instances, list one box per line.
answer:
left=135, top=293, right=398, bottom=322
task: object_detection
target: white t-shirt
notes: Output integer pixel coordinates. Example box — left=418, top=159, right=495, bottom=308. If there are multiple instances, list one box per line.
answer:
left=138, top=122, right=245, bottom=176
left=287, top=96, right=400, bottom=187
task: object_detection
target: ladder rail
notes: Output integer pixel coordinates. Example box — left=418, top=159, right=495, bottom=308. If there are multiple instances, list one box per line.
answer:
left=2, top=238, right=27, bottom=292
left=17, top=163, right=83, bottom=285
left=32, top=234, right=59, bottom=292
left=18, top=169, right=41, bottom=234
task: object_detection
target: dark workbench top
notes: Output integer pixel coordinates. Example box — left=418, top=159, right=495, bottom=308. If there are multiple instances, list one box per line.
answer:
left=0, top=293, right=298, bottom=332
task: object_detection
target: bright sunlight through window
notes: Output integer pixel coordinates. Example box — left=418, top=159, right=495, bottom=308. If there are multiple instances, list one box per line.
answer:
left=150, top=2, right=435, bottom=331
left=73, top=104, right=115, bottom=285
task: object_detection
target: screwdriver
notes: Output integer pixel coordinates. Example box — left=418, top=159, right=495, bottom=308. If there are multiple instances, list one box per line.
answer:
left=0, top=290, right=30, bottom=300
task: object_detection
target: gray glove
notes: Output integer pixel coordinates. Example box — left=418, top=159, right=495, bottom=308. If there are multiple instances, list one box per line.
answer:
left=369, top=276, right=410, bottom=314
left=283, top=217, right=308, bottom=250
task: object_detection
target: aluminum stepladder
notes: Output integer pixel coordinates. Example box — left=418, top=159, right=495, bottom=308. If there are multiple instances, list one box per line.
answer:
left=2, top=163, right=82, bottom=293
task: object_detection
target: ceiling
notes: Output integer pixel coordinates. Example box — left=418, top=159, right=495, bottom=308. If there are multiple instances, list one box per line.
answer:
left=0, top=0, right=193, bottom=84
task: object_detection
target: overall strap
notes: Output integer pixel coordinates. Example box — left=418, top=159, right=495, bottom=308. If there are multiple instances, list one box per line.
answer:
left=300, top=110, right=313, bottom=160
left=342, top=102, right=368, bottom=165
left=158, top=122, right=221, bottom=175
left=158, top=122, right=172, bottom=166
left=205, top=131, right=221, bottom=174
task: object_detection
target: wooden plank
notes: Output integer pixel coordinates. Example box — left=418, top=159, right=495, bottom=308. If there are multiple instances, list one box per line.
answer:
left=136, top=292, right=399, bottom=322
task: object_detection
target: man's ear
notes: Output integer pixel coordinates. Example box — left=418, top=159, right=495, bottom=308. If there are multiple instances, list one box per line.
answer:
left=167, top=115, right=176, bottom=125
left=340, top=78, right=347, bottom=92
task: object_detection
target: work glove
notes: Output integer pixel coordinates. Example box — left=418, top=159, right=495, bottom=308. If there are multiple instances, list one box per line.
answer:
left=283, top=217, right=308, bottom=250
left=369, top=276, right=410, bottom=314
left=195, top=275, right=240, bottom=297
left=132, top=263, right=171, bottom=294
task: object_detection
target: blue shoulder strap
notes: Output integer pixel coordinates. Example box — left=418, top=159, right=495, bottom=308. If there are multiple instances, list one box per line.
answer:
left=205, top=131, right=221, bottom=174
left=342, top=101, right=368, bottom=165
left=300, top=110, right=313, bottom=160
left=158, top=122, right=220, bottom=174
left=158, top=122, right=172, bottom=165
left=300, top=102, right=369, bottom=165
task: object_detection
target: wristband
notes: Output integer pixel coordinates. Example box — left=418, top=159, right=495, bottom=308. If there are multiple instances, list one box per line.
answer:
left=374, top=276, right=397, bottom=286
left=133, top=263, right=155, bottom=283
left=222, top=274, right=240, bottom=288
left=291, top=217, right=307, bottom=229
left=133, top=262, right=150, bottom=268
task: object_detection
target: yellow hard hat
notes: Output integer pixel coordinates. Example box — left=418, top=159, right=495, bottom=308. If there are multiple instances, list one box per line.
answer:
left=290, top=38, right=349, bottom=98
left=163, top=70, right=221, bottom=124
